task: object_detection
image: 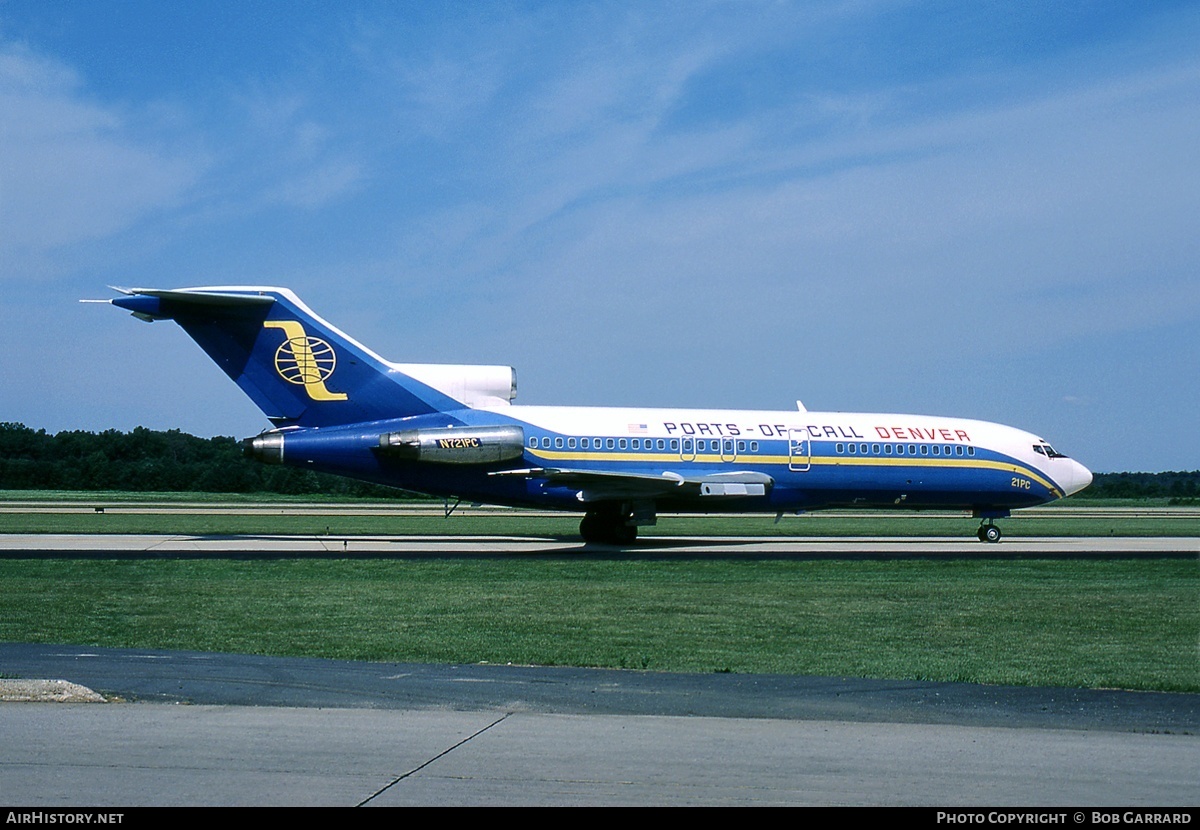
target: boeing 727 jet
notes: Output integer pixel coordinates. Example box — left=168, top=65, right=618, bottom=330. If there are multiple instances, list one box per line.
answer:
left=97, top=286, right=1092, bottom=544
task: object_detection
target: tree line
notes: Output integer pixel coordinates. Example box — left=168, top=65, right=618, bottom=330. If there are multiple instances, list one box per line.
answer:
left=0, top=423, right=409, bottom=497
left=1083, top=470, right=1199, bottom=501
left=0, top=422, right=1196, bottom=500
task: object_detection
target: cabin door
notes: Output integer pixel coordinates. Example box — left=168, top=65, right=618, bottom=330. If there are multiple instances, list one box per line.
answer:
left=787, top=429, right=811, bottom=472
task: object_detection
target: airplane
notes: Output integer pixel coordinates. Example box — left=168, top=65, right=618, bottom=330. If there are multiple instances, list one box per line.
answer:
left=95, top=285, right=1093, bottom=544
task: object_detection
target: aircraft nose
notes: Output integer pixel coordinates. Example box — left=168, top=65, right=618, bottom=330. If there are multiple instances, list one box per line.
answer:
left=1063, top=460, right=1093, bottom=497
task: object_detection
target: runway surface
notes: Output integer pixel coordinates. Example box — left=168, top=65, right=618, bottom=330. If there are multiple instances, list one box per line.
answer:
left=2, top=532, right=1196, bottom=806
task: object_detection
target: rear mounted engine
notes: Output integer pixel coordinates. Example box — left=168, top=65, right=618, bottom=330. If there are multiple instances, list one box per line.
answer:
left=378, top=425, right=525, bottom=464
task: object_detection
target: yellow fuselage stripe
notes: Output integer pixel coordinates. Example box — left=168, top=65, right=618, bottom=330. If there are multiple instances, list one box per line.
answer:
left=525, top=450, right=1063, bottom=498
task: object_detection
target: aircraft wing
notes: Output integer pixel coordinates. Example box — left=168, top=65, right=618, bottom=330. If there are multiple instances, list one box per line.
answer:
left=491, top=467, right=774, bottom=503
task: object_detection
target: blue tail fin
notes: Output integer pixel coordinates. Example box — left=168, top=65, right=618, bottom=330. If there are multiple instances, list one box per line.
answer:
left=108, top=286, right=482, bottom=427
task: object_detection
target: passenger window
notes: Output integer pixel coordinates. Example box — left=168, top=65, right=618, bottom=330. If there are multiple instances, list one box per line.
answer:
left=968, top=446, right=975, bottom=456
left=872, top=444, right=880, bottom=454
left=528, top=437, right=537, bottom=449
left=836, top=443, right=844, bottom=453
left=568, top=437, right=576, bottom=449
left=619, top=438, right=627, bottom=450
left=555, top=437, right=563, bottom=449
left=657, top=439, right=665, bottom=450
left=631, top=439, right=639, bottom=450
left=606, top=438, right=615, bottom=449
left=920, top=445, right=929, bottom=455
left=670, top=439, right=679, bottom=450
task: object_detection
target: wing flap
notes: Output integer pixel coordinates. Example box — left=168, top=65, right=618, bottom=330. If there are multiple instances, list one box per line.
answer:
left=492, top=467, right=773, bottom=502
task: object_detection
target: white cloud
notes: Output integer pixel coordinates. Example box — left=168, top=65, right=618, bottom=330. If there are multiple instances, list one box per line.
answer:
left=3, top=3, right=1195, bottom=469
left=0, top=44, right=204, bottom=276
left=395, top=41, right=1200, bottom=361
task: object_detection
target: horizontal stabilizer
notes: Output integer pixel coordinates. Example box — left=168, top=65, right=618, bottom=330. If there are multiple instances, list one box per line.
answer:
left=108, top=287, right=276, bottom=320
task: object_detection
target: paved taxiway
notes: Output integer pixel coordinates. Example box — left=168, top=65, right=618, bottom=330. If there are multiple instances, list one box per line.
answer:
left=0, top=532, right=1196, bottom=556
left=2, top=533, right=1196, bottom=806
left=2, top=643, right=1198, bottom=807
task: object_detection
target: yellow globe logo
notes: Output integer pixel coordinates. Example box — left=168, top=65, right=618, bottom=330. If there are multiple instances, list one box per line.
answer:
left=274, top=335, right=338, bottom=386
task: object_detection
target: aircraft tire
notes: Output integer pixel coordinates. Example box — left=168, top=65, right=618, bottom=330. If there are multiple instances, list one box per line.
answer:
left=580, top=512, right=604, bottom=544
left=984, top=525, right=1002, bottom=543
left=580, top=510, right=638, bottom=545
left=610, top=522, right=637, bottom=546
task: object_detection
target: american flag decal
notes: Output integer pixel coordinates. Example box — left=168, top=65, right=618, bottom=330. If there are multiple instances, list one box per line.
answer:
left=627, top=423, right=648, bottom=434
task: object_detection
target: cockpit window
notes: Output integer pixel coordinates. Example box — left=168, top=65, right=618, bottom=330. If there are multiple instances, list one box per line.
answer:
left=1033, top=443, right=1068, bottom=458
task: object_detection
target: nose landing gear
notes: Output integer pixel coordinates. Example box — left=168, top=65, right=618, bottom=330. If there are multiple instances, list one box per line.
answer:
left=977, top=520, right=1002, bottom=543
left=973, top=508, right=1009, bottom=543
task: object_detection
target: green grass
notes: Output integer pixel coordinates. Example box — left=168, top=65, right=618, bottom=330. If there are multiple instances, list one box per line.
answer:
left=0, top=510, right=1195, bottom=538
left=1, top=490, right=1197, bottom=537
left=2, top=492, right=1195, bottom=692
left=0, top=556, right=1194, bottom=692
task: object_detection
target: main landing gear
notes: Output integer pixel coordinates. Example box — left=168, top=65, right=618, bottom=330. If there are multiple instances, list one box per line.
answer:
left=977, top=519, right=1002, bottom=543
left=579, top=506, right=638, bottom=546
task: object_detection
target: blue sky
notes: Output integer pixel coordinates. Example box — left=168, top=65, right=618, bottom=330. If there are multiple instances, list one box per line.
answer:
left=1, top=1, right=1197, bottom=473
